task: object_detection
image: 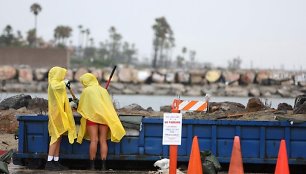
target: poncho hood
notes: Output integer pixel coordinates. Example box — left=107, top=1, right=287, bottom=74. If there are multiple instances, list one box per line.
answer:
left=79, top=73, right=99, bottom=88
left=48, top=66, right=67, bottom=82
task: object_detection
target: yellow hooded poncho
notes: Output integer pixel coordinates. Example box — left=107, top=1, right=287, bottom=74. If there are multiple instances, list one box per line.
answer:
left=77, top=73, right=126, bottom=144
left=48, top=66, right=76, bottom=145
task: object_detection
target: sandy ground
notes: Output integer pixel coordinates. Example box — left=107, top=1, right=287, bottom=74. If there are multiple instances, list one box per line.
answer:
left=0, top=133, right=17, bottom=151
left=7, top=162, right=273, bottom=174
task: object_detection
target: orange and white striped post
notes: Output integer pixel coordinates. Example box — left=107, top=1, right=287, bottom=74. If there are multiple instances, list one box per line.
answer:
left=169, top=98, right=209, bottom=174
left=169, top=99, right=181, bottom=174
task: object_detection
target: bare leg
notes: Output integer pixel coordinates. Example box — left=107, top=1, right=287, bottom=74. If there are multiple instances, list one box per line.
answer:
left=54, top=137, right=61, bottom=157
left=98, top=124, right=109, bottom=160
left=87, top=124, right=99, bottom=160
left=48, top=137, right=61, bottom=156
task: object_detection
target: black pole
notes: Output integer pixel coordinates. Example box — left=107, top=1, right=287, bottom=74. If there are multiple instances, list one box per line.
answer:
left=105, top=65, right=117, bottom=89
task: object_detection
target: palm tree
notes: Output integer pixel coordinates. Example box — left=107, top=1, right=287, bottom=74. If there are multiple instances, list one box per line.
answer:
left=182, top=47, right=187, bottom=59
left=30, top=3, right=42, bottom=47
left=53, top=25, right=72, bottom=46
left=122, top=42, right=137, bottom=64
left=89, top=38, right=94, bottom=47
left=27, top=29, right=36, bottom=47
left=85, top=28, right=90, bottom=48
left=152, top=17, right=175, bottom=68
left=78, top=25, right=83, bottom=48
left=0, top=25, right=14, bottom=46
left=108, top=26, right=122, bottom=63
left=81, top=29, right=86, bottom=48
left=3, top=25, right=12, bottom=35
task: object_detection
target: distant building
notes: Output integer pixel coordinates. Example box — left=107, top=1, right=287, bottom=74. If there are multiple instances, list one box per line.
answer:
left=0, top=47, right=70, bottom=68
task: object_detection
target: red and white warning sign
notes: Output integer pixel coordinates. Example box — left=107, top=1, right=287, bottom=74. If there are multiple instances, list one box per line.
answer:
left=162, top=113, right=182, bottom=145
left=178, top=100, right=208, bottom=111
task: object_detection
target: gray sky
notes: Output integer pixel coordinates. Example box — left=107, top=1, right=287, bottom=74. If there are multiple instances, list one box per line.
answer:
left=1, top=0, right=306, bottom=70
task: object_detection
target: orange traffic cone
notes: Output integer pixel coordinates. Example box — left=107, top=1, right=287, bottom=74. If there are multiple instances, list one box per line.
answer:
left=275, top=139, right=290, bottom=174
left=228, top=136, right=244, bottom=174
left=187, top=136, right=203, bottom=174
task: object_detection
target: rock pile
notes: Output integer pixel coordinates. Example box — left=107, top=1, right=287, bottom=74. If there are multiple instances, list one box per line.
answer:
left=1, top=94, right=306, bottom=134
left=1, top=65, right=306, bottom=98
left=0, top=94, right=48, bottom=133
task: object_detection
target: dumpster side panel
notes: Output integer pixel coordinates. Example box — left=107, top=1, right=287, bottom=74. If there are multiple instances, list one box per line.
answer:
left=142, top=118, right=306, bottom=164
left=17, top=116, right=49, bottom=154
left=13, top=115, right=306, bottom=165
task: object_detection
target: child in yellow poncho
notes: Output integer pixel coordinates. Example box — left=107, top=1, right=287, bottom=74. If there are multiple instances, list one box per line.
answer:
left=77, top=73, right=126, bottom=170
left=45, top=66, right=76, bottom=171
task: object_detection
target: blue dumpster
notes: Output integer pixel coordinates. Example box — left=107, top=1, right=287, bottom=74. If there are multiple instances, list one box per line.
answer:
left=13, top=115, right=306, bottom=166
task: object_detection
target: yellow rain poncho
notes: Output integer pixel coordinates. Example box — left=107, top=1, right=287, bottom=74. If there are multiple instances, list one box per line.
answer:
left=48, top=66, right=76, bottom=145
left=77, top=73, right=126, bottom=144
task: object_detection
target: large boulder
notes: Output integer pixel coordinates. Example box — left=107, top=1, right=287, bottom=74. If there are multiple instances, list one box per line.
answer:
left=190, top=70, right=205, bottom=84
left=176, top=71, right=190, bottom=84
left=255, top=71, right=270, bottom=84
left=293, top=102, right=306, bottom=114
left=151, top=72, right=165, bottom=83
left=27, top=97, right=48, bottom=115
left=33, top=68, right=48, bottom=81
left=136, top=69, right=151, bottom=83
left=294, top=95, right=306, bottom=109
left=205, top=70, right=221, bottom=83
left=246, top=97, right=267, bottom=112
left=277, top=103, right=293, bottom=111
left=222, top=71, right=240, bottom=85
left=0, top=65, right=17, bottom=80
left=118, top=67, right=136, bottom=83
left=18, top=67, right=33, bottom=83
left=165, top=72, right=176, bottom=83
left=0, top=94, right=32, bottom=110
left=239, top=71, right=255, bottom=85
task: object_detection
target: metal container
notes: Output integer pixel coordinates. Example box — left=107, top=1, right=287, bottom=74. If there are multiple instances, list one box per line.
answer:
left=13, top=115, right=306, bottom=167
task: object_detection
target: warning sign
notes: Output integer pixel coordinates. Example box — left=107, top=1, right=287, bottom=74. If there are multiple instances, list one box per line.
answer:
left=162, top=113, right=182, bottom=145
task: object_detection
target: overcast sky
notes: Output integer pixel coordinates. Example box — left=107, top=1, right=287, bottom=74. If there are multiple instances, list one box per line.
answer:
left=1, top=0, right=306, bottom=70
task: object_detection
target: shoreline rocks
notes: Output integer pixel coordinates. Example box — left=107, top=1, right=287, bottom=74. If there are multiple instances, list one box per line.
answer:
left=0, top=65, right=306, bottom=98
